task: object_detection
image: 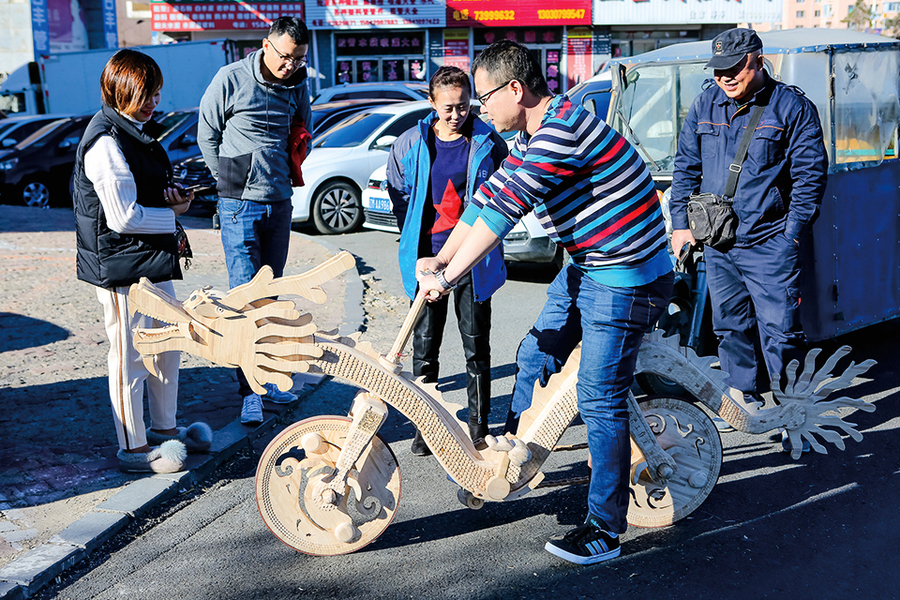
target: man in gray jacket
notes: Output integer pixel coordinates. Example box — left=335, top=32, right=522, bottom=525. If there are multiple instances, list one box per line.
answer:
left=199, top=16, right=313, bottom=424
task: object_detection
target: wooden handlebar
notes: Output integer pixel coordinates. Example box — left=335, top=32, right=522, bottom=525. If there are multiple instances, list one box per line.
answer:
left=385, top=291, right=430, bottom=366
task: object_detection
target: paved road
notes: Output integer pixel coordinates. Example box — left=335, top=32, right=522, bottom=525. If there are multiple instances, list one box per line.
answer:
left=38, top=226, right=900, bottom=600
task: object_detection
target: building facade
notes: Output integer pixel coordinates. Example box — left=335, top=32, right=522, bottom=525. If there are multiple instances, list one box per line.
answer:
left=149, top=0, right=781, bottom=94
left=4, top=0, right=783, bottom=91
left=752, top=0, right=899, bottom=33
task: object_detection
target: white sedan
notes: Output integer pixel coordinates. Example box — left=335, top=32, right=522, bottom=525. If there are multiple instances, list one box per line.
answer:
left=291, top=100, right=434, bottom=234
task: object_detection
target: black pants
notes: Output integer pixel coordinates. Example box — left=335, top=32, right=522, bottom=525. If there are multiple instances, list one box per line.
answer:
left=412, top=272, right=492, bottom=434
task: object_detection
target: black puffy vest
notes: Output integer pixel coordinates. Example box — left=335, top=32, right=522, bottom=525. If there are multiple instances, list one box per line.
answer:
left=74, top=105, right=181, bottom=288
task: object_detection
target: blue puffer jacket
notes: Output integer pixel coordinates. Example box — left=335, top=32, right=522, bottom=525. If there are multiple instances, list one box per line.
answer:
left=386, top=112, right=509, bottom=301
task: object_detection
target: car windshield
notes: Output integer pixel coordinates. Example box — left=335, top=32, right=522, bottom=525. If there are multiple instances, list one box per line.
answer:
left=15, top=119, right=68, bottom=150
left=313, top=112, right=392, bottom=148
left=610, top=62, right=709, bottom=172
left=157, top=111, right=194, bottom=142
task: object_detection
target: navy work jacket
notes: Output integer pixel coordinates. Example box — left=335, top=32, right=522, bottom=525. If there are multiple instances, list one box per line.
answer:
left=670, top=75, right=828, bottom=247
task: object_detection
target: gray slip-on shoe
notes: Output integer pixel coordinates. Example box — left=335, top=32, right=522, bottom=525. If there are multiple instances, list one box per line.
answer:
left=117, top=440, right=187, bottom=473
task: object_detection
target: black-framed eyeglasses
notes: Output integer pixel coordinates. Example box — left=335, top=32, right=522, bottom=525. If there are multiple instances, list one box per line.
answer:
left=477, top=80, right=511, bottom=105
left=267, top=39, right=308, bottom=67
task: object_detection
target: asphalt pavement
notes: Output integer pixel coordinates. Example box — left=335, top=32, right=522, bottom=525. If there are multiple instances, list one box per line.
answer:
left=3, top=205, right=899, bottom=599
left=0, top=205, right=364, bottom=600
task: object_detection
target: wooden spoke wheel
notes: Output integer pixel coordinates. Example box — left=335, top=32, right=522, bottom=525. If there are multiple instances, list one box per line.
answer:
left=627, top=397, right=722, bottom=528
left=255, top=415, right=401, bottom=555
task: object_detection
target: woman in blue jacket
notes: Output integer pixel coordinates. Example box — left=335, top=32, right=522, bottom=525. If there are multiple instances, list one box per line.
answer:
left=386, top=66, right=508, bottom=455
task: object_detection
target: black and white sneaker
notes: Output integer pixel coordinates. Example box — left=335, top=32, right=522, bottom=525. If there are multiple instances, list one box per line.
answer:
left=544, top=516, right=621, bottom=565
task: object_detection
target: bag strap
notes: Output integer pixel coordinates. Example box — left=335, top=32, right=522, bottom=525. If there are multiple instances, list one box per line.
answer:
left=723, top=103, right=766, bottom=199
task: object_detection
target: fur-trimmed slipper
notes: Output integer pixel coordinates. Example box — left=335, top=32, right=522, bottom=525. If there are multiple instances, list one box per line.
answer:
left=117, top=440, right=187, bottom=474
left=146, top=422, right=213, bottom=453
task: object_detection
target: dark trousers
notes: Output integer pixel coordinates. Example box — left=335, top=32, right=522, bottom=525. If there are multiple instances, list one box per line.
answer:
left=705, top=232, right=806, bottom=394
left=412, top=272, right=492, bottom=435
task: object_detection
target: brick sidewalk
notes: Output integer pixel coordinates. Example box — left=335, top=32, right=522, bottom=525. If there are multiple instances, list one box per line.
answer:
left=0, top=205, right=355, bottom=581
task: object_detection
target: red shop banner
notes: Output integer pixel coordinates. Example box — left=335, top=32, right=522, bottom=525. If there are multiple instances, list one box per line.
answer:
left=446, top=0, right=590, bottom=27
left=151, top=2, right=304, bottom=32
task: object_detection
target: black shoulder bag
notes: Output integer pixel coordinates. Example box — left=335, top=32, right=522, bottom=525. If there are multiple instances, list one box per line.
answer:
left=686, top=103, right=766, bottom=250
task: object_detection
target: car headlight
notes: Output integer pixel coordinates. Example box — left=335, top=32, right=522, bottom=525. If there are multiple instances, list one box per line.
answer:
left=0, top=158, right=18, bottom=170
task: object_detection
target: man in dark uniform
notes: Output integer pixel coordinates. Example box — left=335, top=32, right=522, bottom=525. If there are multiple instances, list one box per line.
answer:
left=669, top=29, right=828, bottom=449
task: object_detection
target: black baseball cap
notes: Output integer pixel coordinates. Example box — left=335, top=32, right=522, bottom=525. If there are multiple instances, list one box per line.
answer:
left=705, top=28, right=763, bottom=70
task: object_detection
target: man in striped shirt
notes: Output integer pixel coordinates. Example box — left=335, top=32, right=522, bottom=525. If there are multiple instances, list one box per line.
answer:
left=417, top=40, right=673, bottom=565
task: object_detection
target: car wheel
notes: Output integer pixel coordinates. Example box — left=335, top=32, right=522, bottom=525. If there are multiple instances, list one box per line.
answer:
left=311, top=181, right=362, bottom=234
left=21, top=179, right=51, bottom=209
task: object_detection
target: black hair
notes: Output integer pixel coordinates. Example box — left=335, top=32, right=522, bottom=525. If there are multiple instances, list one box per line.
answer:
left=268, top=16, right=309, bottom=46
left=429, top=66, right=472, bottom=99
left=471, top=40, right=550, bottom=98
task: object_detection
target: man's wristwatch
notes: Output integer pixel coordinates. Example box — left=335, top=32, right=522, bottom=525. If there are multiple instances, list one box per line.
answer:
left=434, top=269, right=456, bottom=292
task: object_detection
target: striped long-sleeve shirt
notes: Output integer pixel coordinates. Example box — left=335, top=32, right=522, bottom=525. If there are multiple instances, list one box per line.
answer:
left=461, top=95, right=672, bottom=288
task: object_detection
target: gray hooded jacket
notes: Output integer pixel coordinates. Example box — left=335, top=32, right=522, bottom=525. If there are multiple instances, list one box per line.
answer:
left=198, top=49, right=312, bottom=204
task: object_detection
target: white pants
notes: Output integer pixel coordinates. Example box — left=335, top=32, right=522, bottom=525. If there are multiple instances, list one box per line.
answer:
left=96, top=281, right=180, bottom=451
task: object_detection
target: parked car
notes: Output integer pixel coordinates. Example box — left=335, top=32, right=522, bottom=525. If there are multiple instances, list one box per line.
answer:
left=170, top=99, right=403, bottom=209
left=362, top=164, right=565, bottom=268
left=312, top=82, right=429, bottom=105
left=0, top=114, right=73, bottom=150
left=566, top=71, right=612, bottom=120
left=0, top=114, right=91, bottom=207
left=310, top=98, right=405, bottom=137
left=172, top=155, right=218, bottom=210
left=290, top=101, right=434, bottom=234
left=156, top=108, right=201, bottom=165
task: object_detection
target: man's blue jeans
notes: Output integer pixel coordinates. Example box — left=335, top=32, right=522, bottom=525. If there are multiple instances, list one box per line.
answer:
left=218, top=198, right=293, bottom=290
left=509, top=265, right=672, bottom=534
left=218, top=198, right=292, bottom=396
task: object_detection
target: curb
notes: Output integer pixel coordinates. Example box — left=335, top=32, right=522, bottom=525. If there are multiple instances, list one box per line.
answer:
left=0, top=232, right=364, bottom=599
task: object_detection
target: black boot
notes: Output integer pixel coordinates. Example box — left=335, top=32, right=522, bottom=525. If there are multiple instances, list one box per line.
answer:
left=467, top=373, right=490, bottom=450
left=410, top=429, right=432, bottom=456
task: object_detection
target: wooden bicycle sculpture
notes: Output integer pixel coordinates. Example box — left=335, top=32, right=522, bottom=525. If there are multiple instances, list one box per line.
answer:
left=127, top=251, right=877, bottom=556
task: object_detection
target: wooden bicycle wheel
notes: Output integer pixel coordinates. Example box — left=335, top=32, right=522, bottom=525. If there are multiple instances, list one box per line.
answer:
left=627, top=397, right=722, bottom=528
left=255, top=415, right=401, bottom=555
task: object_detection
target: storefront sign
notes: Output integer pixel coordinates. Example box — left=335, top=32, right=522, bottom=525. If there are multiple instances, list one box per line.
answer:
left=307, top=0, right=445, bottom=29
left=546, top=48, right=561, bottom=93
left=150, top=1, right=303, bottom=32
left=567, top=29, right=592, bottom=88
left=31, top=0, right=51, bottom=56
left=443, top=29, right=470, bottom=70
left=593, top=0, right=780, bottom=25
left=473, top=27, right=562, bottom=46
left=335, top=31, right=424, bottom=54
left=447, top=0, right=590, bottom=27
left=102, top=0, right=118, bottom=48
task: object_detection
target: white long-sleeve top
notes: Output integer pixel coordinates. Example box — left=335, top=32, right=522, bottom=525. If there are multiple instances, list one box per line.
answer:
left=83, top=117, right=175, bottom=235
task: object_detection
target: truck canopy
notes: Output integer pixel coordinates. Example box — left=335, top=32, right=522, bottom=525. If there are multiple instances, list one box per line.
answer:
left=608, top=29, right=900, bottom=341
